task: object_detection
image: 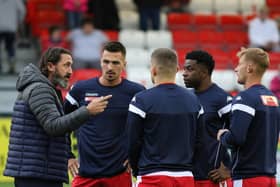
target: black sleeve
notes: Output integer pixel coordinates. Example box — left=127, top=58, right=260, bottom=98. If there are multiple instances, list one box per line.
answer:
left=127, top=112, right=144, bottom=177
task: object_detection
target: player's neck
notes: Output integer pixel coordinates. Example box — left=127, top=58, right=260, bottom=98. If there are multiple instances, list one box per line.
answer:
left=196, top=78, right=212, bottom=93
left=99, top=77, right=122, bottom=87
left=154, top=77, right=175, bottom=86
left=244, top=76, right=262, bottom=89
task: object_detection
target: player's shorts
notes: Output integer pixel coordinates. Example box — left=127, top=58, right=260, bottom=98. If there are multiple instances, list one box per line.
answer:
left=233, top=176, right=276, bottom=187
left=195, top=179, right=233, bottom=187
left=72, top=171, right=132, bottom=187
left=136, top=171, right=194, bottom=187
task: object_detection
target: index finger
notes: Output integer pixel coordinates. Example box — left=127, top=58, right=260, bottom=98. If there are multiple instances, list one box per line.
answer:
left=101, top=95, right=113, bottom=101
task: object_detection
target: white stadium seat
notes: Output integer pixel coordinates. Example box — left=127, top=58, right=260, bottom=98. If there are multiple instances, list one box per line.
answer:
left=119, top=30, right=145, bottom=48
left=146, top=30, right=172, bottom=49
left=126, top=66, right=152, bottom=88
left=126, top=48, right=150, bottom=68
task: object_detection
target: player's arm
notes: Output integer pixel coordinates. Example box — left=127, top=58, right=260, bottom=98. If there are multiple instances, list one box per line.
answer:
left=66, top=133, right=79, bottom=177
left=218, top=96, right=232, bottom=129
left=218, top=96, right=254, bottom=148
left=127, top=96, right=145, bottom=177
left=209, top=96, right=232, bottom=183
left=195, top=105, right=204, bottom=148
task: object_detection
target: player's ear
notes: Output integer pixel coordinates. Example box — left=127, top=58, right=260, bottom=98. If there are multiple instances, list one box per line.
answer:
left=151, top=65, right=157, bottom=76
left=247, top=63, right=254, bottom=73
left=122, top=60, right=127, bottom=71
left=200, top=66, right=208, bottom=78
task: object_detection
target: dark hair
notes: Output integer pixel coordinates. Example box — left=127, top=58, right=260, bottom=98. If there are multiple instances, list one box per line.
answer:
left=185, top=50, right=215, bottom=75
left=48, top=25, right=61, bottom=35
left=80, top=17, right=94, bottom=27
left=39, top=47, right=72, bottom=77
left=103, top=41, right=126, bottom=57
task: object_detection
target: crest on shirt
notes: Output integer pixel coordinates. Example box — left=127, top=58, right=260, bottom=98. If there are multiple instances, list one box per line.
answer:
left=85, top=93, right=99, bottom=102
left=261, top=95, right=279, bottom=106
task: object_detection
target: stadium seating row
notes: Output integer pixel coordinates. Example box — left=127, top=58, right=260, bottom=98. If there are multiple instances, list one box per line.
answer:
left=38, top=27, right=279, bottom=71
left=115, top=0, right=265, bottom=14
left=167, top=12, right=280, bottom=31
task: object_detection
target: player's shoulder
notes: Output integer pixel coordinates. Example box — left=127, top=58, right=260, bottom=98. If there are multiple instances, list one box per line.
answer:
left=239, top=85, right=262, bottom=98
left=71, top=77, right=98, bottom=91
left=201, top=84, right=231, bottom=105
left=233, top=87, right=257, bottom=106
left=176, top=85, right=197, bottom=97
left=132, top=85, right=158, bottom=102
left=123, top=79, right=146, bottom=91
left=211, top=84, right=230, bottom=96
left=212, top=84, right=232, bottom=101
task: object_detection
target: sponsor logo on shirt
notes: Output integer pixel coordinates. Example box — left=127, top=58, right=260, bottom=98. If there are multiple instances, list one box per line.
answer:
left=85, top=93, right=99, bottom=102
left=261, top=95, right=279, bottom=106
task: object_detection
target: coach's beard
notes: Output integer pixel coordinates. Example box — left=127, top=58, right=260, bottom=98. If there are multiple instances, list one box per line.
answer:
left=53, top=72, right=70, bottom=89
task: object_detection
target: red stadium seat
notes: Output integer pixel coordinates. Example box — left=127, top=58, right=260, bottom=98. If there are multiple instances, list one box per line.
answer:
left=172, top=30, right=198, bottom=49
left=26, top=0, right=61, bottom=23
left=176, top=48, right=189, bottom=68
left=211, top=51, right=233, bottom=69
left=197, top=31, right=224, bottom=50
left=223, top=31, right=248, bottom=51
left=219, top=14, right=246, bottom=31
left=193, top=14, right=218, bottom=31
left=244, top=14, right=257, bottom=24
left=31, top=11, right=65, bottom=36
left=267, top=0, right=280, bottom=6
left=267, top=0, right=280, bottom=14
left=103, top=30, right=119, bottom=41
left=70, top=69, right=102, bottom=85
left=229, top=49, right=240, bottom=68
left=27, top=0, right=64, bottom=36
left=268, top=52, right=280, bottom=69
left=271, top=13, right=280, bottom=19
left=167, top=13, right=193, bottom=30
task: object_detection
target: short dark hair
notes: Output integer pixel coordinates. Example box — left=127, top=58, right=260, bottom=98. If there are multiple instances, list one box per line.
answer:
left=39, top=47, right=72, bottom=77
left=103, top=41, right=126, bottom=57
left=80, top=17, right=94, bottom=27
left=185, top=50, right=215, bottom=75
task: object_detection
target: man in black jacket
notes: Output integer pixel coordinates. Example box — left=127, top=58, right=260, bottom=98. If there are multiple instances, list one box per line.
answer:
left=4, top=47, right=111, bottom=187
left=133, top=0, right=162, bottom=31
